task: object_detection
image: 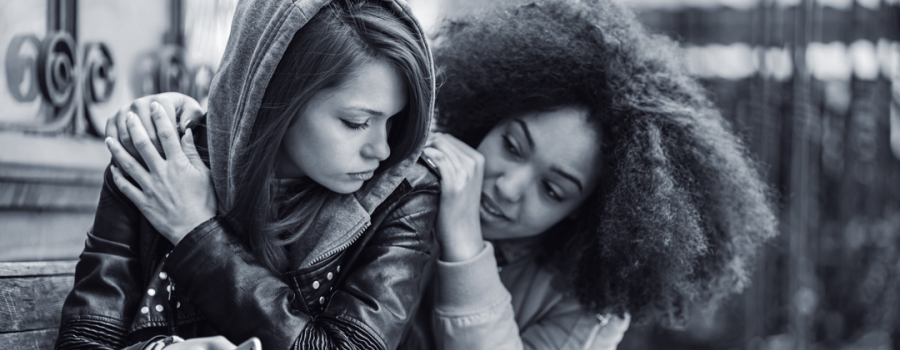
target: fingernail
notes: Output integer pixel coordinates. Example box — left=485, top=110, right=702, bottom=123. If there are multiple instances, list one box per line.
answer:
left=105, top=137, right=114, bottom=147
left=127, top=112, right=137, bottom=121
left=150, top=102, right=160, bottom=113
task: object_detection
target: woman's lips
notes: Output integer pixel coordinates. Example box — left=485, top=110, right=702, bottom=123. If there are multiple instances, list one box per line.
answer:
left=480, top=195, right=510, bottom=221
left=348, top=171, right=375, bottom=181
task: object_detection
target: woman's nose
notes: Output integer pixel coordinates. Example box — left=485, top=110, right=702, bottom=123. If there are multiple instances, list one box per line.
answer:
left=495, top=166, right=529, bottom=203
left=362, top=125, right=391, bottom=161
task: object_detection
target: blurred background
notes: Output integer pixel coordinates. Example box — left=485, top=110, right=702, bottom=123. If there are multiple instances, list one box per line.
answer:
left=1, top=0, right=898, bottom=349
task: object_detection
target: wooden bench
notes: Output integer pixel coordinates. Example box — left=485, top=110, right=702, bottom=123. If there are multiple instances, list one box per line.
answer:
left=0, top=261, right=78, bottom=350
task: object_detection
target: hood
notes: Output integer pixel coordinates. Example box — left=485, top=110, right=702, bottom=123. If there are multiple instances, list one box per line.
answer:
left=205, top=0, right=435, bottom=214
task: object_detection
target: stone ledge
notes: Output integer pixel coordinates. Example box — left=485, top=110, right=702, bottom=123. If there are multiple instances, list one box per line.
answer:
left=0, top=131, right=108, bottom=185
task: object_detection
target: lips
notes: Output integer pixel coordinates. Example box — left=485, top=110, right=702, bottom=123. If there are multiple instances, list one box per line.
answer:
left=348, top=170, right=375, bottom=181
left=480, top=194, right=510, bottom=221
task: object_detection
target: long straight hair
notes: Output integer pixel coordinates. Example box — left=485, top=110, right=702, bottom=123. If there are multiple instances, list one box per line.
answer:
left=226, top=1, right=432, bottom=273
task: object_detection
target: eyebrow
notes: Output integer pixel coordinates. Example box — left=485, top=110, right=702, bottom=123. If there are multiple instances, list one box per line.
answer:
left=512, top=119, right=535, bottom=148
left=512, top=117, right=585, bottom=193
left=551, top=167, right=584, bottom=193
left=346, top=107, right=384, bottom=116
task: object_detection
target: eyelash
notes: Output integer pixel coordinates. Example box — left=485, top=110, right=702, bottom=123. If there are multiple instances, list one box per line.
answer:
left=342, top=120, right=369, bottom=130
left=543, top=181, right=562, bottom=201
left=502, top=135, right=520, bottom=157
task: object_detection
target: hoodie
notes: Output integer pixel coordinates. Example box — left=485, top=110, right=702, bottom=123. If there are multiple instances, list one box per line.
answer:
left=206, top=0, right=434, bottom=216
left=55, top=0, right=439, bottom=349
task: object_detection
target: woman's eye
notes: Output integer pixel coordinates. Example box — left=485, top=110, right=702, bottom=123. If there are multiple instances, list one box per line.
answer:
left=503, top=135, right=520, bottom=157
left=544, top=181, right=563, bottom=201
left=342, top=120, right=369, bottom=130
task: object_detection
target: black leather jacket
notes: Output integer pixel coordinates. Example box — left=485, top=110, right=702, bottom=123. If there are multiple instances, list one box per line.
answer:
left=55, top=129, right=441, bottom=350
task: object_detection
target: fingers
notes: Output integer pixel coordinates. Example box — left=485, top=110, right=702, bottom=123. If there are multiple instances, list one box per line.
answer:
left=430, top=135, right=465, bottom=174
left=125, top=112, right=165, bottom=171
left=436, top=133, right=484, bottom=167
left=105, top=109, right=119, bottom=140
left=109, top=164, right=146, bottom=206
left=428, top=133, right=483, bottom=180
left=150, top=102, right=187, bottom=164
left=113, top=105, right=140, bottom=159
left=133, top=100, right=160, bottom=153
left=181, top=129, right=208, bottom=171
left=108, top=93, right=207, bottom=172
left=423, top=147, right=457, bottom=187
left=146, top=94, right=182, bottom=134
left=161, top=92, right=204, bottom=131
left=158, top=99, right=180, bottom=133
left=106, top=137, right=150, bottom=189
left=425, top=146, right=477, bottom=196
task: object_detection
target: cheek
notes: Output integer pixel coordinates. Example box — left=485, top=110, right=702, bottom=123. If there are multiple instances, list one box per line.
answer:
left=288, top=119, right=348, bottom=170
left=520, top=199, right=572, bottom=233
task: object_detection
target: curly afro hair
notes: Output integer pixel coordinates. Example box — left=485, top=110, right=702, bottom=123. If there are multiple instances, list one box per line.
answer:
left=432, top=0, right=779, bottom=328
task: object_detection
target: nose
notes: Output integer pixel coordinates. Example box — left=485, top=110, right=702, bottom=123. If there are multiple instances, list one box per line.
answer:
left=495, top=165, right=529, bottom=203
left=361, top=123, right=391, bottom=162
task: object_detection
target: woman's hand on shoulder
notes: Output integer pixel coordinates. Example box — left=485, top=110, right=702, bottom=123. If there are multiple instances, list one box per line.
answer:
left=105, top=101, right=216, bottom=246
left=423, top=133, right=485, bottom=262
left=106, top=92, right=204, bottom=161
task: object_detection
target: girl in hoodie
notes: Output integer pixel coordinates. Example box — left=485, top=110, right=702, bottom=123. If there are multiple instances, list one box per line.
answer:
left=55, top=1, right=439, bottom=350
left=400, top=0, right=778, bottom=349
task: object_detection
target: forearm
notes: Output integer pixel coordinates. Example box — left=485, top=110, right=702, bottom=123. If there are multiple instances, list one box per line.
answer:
left=164, top=218, right=310, bottom=349
left=433, top=242, right=523, bottom=350
left=164, top=215, right=438, bottom=350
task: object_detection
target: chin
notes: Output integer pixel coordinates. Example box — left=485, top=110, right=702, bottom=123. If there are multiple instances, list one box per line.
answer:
left=482, top=226, right=541, bottom=240
left=480, top=228, right=503, bottom=240
left=324, top=180, right=363, bottom=194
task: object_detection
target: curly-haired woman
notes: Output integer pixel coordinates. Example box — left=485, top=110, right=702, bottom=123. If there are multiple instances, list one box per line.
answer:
left=399, top=0, right=779, bottom=349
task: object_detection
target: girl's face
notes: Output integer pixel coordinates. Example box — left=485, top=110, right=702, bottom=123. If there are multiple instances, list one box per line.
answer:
left=477, top=107, right=603, bottom=240
left=277, top=60, right=408, bottom=193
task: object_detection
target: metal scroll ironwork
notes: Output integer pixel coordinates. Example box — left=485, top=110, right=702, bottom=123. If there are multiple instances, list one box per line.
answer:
left=5, top=35, right=42, bottom=103
left=82, top=42, right=115, bottom=104
left=4, top=35, right=214, bottom=137
left=3, top=0, right=213, bottom=137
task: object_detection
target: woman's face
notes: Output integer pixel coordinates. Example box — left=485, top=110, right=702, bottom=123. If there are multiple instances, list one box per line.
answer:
left=277, top=60, right=408, bottom=193
left=477, top=106, right=603, bottom=240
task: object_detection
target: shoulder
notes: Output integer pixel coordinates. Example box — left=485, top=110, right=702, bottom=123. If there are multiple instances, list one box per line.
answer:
left=403, top=156, right=441, bottom=191
left=372, top=156, right=440, bottom=221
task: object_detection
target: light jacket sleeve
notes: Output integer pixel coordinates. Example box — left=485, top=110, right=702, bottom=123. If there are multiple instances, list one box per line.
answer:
left=162, top=182, right=439, bottom=350
left=432, top=242, right=629, bottom=350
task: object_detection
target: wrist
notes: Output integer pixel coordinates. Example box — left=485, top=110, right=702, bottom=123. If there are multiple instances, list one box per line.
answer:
left=440, top=236, right=485, bottom=262
left=437, top=216, right=484, bottom=262
left=168, top=215, right=215, bottom=246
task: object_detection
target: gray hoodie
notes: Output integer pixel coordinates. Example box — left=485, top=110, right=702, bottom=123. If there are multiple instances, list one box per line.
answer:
left=207, top=0, right=434, bottom=219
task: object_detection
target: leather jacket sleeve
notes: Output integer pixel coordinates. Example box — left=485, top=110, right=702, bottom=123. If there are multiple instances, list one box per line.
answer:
left=55, top=166, right=160, bottom=350
left=162, top=179, right=440, bottom=350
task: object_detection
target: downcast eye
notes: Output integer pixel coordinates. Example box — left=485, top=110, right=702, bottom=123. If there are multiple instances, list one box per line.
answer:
left=342, top=120, right=369, bottom=130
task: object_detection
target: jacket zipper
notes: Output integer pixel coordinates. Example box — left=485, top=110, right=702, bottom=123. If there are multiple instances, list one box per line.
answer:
left=306, top=222, right=370, bottom=267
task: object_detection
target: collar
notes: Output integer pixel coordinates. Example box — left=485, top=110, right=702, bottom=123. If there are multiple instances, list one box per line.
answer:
left=292, top=158, right=413, bottom=268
